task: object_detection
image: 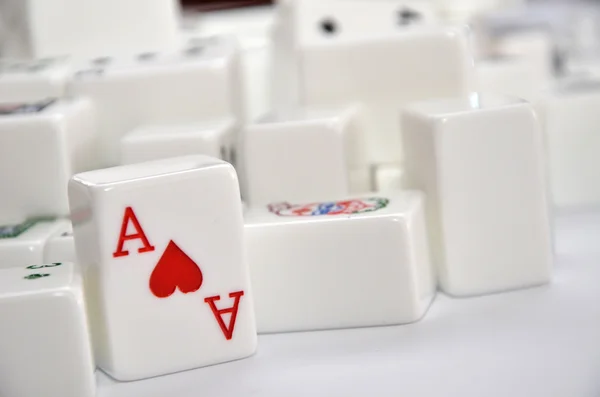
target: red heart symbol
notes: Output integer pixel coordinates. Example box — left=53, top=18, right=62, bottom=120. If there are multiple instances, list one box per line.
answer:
left=149, top=240, right=203, bottom=298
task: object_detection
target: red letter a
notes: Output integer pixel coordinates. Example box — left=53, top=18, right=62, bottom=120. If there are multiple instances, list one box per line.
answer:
left=112, top=207, right=155, bottom=258
left=205, top=291, right=245, bottom=340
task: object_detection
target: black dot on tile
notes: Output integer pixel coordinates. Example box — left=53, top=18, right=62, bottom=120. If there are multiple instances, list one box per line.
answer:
left=320, top=18, right=338, bottom=35
left=398, top=8, right=421, bottom=25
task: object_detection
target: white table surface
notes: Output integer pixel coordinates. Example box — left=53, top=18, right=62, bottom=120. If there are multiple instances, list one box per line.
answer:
left=98, top=210, right=600, bottom=397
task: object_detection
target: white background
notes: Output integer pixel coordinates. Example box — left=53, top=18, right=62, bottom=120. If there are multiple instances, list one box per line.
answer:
left=97, top=209, right=600, bottom=397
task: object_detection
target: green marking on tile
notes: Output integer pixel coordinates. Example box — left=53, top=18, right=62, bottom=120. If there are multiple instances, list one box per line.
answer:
left=24, top=274, right=50, bottom=280
left=26, top=263, right=62, bottom=270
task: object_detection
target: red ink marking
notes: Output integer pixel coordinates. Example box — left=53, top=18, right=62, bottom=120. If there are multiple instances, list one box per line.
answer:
left=112, top=207, right=155, bottom=258
left=205, top=291, right=245, bottom=340
left=149, top=240, right=203, bottom=298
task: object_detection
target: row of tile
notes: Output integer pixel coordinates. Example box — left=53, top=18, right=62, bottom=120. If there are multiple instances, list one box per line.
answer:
left=0, top=89, right=553, bottom=394
left=3, top=80, right=600, bottom=225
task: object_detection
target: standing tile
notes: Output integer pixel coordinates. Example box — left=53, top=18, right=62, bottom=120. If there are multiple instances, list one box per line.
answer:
left=0, top=262, right=95, bottom=397
left=69, top=155, right=256, bottom=381
left=0, top=97, right=98, bottom=224
left=402, top=93, right=552, bottom=296
left=246, top=192, right=435, bottom=333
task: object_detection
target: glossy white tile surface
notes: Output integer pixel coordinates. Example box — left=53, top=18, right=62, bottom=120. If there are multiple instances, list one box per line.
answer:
left=69, top=155, right=257, bottom=381
left=0, top=97, right=98, bottom=224
left=402, top=93, right=553, bottom=296
left=0, top=262, right=95, bottom=397
left=245, top=191, right=435, bottom=333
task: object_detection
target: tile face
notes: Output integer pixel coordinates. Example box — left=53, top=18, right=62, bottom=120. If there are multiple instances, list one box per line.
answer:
left=538, top=80, right=600, bottom=209
left=0, top=97, right=98, bottom=225
left=245, top=192, right=435, bottom=333
left=0, top=57, right=71, bottom=103
left=272, top=0, right=437, bottom=111
left=243, top=105, right=367, bottom=206
left=272, top=0, right=473, bottom=164
left=0, top=0, right=179, bottom=60
left=69, top=155, right=257, bottom=381
left=0, top=262, right=95, bottom=397
left=120, top=119, right=236, bottom=165
left=68, top=36, right=243, bottom=167
left=0, top=219, right=71, bottom=269
left=293, top=0, right=437, bottom=46
left=402, top=93, right=553, bottom=297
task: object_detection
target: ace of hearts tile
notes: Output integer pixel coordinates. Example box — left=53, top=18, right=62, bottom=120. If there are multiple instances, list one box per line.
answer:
left=68, top=155, right=257, bottom=381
